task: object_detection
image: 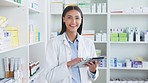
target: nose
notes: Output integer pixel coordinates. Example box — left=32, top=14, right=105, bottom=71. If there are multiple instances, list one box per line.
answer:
left=71, top=18, right=76, bottom=23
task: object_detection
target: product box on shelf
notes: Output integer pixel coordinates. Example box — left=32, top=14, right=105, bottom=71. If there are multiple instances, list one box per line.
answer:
left=29, top=61, right=40, bottom=77
left=7, top=27, right=19, bottom=47
left=0, top=16, right=8, bottom=28
left=110, top=33, right=118, bottom=42
left=82, top=30, right=95, bottom=41
left=3, top=57, right=24, bottom=83
left=119, top=33, right=127, bottom=42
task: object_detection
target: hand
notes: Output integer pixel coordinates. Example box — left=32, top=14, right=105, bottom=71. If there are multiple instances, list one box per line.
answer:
left=67, top=57, right=83, bottom=68
left=85, top=61, right=99, bottom=73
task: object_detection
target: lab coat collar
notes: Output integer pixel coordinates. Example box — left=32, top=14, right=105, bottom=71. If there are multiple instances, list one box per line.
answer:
left=61, top=32, right=81, bottom=47
left=65, top=32, right=80, bottom=43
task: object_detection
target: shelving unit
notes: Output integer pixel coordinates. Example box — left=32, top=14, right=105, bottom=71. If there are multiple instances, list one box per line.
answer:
left=109, top=0, right=148, bottom=80
left=28, top=0, right=47, bottom=82
left=109, top=0, right=148, bottom=82
left=48, top=0, right=148, bottom=83
left=0, top=0, right=28, bottom=83
left=0, top=0, right=47, bottom=83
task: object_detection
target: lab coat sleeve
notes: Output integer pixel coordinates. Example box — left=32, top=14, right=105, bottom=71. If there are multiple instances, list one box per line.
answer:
left=88, top=69, right=99, bottom=81
left=45, top=39, right=70, bottom=83
left=87, top=41, right=99, bottom=81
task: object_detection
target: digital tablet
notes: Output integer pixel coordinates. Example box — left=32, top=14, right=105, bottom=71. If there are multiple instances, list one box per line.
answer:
left=72, top=56, right=104, bottom=67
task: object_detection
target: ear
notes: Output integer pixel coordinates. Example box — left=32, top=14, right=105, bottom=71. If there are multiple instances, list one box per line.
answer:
left=63, top=17, right=65, bottom=22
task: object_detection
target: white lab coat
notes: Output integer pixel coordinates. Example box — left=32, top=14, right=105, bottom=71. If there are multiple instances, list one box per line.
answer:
left=45, top=33, right=99, bottom=83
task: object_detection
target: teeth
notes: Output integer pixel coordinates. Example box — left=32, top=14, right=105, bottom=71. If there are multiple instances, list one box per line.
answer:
left=71, top=26, right=75, bottom=27
left=71, top=24, right=76, bottom=26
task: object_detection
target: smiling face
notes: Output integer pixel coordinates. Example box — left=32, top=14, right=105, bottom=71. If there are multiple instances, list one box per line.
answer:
left=63, top=10, right=82, bottom=34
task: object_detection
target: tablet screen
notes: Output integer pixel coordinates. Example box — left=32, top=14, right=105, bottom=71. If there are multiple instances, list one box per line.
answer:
left=72, top=56, right=104, bottom=67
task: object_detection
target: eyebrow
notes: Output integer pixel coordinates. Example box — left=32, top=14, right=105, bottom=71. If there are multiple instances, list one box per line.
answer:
left=66, top=15, right=81, bottom=17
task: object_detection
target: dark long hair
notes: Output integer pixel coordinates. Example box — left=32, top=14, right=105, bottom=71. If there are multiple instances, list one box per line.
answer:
left=59, top=5, right=83, bottom=35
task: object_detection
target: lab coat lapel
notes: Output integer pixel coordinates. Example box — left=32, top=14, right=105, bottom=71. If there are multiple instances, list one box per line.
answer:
left=62, top=33, right=70, bottom=48
left=78, top=36, right=83, bottom=58
left=62, top=34, right=71, bottom=61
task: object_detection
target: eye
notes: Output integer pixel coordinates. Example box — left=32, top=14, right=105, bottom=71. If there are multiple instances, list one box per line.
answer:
left=67, top=17, right=71, bottom=19
left=66, top=16, right=72, bottom=19
left=75, top=16, right=81, bottom=20
left=76, top=17, right=80, bottom=19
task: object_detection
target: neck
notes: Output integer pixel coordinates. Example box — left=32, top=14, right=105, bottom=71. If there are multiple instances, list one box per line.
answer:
left=66, top=32, right=77, bottom=42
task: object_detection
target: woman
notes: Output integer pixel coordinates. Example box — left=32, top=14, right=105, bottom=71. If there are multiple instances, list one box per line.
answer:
left=45, top=5, right=99, bottom=83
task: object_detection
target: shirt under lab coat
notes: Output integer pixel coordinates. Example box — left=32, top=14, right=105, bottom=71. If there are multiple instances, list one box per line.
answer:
left=45, top=33, right=99, bottom=83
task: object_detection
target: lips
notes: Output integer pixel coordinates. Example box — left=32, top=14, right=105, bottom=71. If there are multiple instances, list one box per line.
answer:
left=69, top=24, right=77, bottom=28
left=70, top=24, right=76, bottom=27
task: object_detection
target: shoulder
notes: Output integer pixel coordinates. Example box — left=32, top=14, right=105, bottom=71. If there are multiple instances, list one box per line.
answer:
left=47, top=35, right=63, bottom=46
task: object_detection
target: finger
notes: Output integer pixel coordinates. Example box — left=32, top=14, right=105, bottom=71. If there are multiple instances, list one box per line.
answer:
left=95, top=61, right=98, bottom=65
left=89, top=62, right=94, bottom=65
left=85, top=62, right=91, bottom=67
left=87, top=62, right=95, bottom=67
left=74, top=58, right=83, bottom=62
left=78, top=58, right=83, bottom=61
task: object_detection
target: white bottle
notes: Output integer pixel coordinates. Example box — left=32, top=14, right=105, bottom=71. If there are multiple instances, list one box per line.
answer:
left=97, top=3, right=101, bottom=13
left=102, top=3, right=107, bottom=13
